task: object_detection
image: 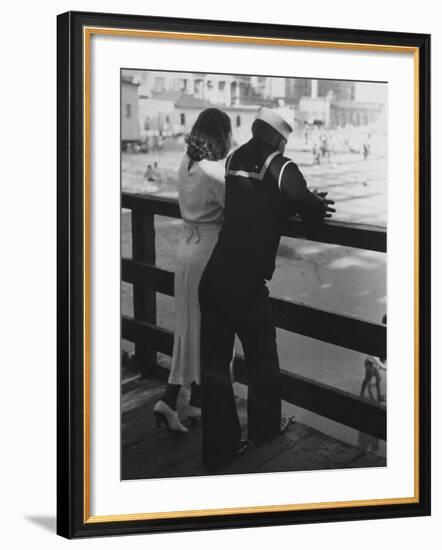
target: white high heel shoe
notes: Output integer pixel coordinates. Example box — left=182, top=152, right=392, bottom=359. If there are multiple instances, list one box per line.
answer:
left=153, top=400, right=188, bottom=433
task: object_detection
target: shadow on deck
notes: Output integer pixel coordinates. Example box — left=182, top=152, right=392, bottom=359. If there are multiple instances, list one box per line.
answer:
left=122, top=376, right=386, bottom=480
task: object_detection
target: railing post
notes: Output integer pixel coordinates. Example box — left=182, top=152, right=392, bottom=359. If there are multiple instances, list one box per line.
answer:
left=131, top=209, right=156, bottom=377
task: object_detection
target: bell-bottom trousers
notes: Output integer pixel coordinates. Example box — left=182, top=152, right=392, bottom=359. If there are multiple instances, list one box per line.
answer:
left=199, top=264, right=281, bottom=467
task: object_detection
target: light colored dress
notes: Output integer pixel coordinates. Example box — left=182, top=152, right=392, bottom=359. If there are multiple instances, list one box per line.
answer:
left=168, top=154, right=225, bottom=385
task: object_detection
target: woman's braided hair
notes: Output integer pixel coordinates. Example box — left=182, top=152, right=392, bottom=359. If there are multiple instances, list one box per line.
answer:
left=185, top=108, right=231, bottom=162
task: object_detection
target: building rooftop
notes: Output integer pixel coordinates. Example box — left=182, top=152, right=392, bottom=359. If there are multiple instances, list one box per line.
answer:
left=150, top=91, right=265, bottom=111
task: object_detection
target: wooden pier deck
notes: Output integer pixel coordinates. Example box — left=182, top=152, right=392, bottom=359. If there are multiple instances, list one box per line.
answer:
left=122, top=374, right=386, bottom=480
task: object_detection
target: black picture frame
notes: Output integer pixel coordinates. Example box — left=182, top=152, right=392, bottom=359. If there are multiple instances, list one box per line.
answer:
left=57, top=10, right=431, bottom=539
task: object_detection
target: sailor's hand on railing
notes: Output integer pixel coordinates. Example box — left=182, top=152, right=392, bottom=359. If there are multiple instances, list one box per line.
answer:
left=313, top=189, right=335, bottom=219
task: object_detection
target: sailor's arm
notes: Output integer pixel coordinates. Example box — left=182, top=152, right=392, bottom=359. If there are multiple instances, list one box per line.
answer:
left=279, top=161, right=335, bottom=222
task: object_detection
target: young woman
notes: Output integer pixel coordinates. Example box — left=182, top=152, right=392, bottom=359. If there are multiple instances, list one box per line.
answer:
left=153, top=108, right=232, bottom=433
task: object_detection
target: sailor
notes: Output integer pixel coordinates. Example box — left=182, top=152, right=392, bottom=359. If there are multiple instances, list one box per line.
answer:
left=199, top=107, right=335, bottom=471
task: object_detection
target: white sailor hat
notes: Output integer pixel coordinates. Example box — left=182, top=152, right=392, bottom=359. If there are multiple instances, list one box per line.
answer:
left=256, top=107, right=293, bottom=141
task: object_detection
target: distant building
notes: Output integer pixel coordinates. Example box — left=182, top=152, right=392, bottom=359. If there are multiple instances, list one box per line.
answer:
left=135, top=71, right=282, bottom=109
left=123, top=71, right=384, bottom=144
left=138, top=91, right=263, bottom=141
left=297, top=97, right=330, bottom=126
left=285, top=78, right=312, bottom=105
left=225, top=103, right=261, bottom=144
left=329, top=100, right=383, bottom=128
left=297, top=96, right=383, bottom=128
left=296, top=79, right=384, bottom=129
left=138, top=92, right=208, bottom=136
left=121, top=76, right=140, bottom=146
left=317, top=80, right=355, bottom=101
left=138, top=91, right=182, bottom=136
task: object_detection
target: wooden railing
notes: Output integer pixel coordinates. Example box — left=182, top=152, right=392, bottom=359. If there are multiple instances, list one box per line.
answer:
left=122, top=192, right=387, bottom=440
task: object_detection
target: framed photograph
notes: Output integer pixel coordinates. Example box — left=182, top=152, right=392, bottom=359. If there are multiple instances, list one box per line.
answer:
left=57, top=11, right=431, bottom=538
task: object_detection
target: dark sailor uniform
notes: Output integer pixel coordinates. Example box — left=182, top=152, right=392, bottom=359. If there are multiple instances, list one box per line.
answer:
left=199, top=135, right=326, bottom=469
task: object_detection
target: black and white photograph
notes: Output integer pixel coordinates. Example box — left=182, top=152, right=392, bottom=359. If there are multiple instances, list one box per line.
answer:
left=1, top=0, right=436, bottom=544
left=54, top=7, right=430, bottom=539
left=120, top=68, right=388, bottom=480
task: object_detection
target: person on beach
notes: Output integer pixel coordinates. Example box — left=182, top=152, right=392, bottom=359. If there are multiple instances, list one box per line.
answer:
left=360, top=314, right=387, bottom=403
left=144, top=164, right=156, bottom=182
left=152, top=161, right=162, bottom=183
left=153, top=108, right=232, bottom=433
left=312, top=142, right=321, bottom=165
left=199, top=107, right=335, bottom=470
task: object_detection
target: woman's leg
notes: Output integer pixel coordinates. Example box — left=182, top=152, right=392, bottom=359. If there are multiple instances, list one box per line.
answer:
left=153, top=383, right=188, bottom=433
left=189, top=382, right=201, bottom=408
left=161, top=383, right=181, bottom=411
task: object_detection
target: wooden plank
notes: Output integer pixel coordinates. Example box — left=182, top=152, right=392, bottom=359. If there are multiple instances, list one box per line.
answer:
left=122, top=192, right=386, bottom=252
left=121, top=379, right=203, bottom=480
left=131, top=209, right=156, bottom=375
left=233, top=360, right=387, bottom=441
left=345, top=453, right=387, bottom=468
left=122, top=260, right=386, bottom=358
left=121, top=382, right=383, bottom=480
left=253, top=433, right=384, bottom=473
left=123, top=193, right=181, bottom=218
left=122, top=378, right=193, bottom=447
left=271, top=296, right=386, bottom=358
left=283, top=217, right=386, bottom=253
left=121, top=317, right=386, bottom=439
left=122, top=316, right=173, bottom=355
left=122, top=427, right=201, bottom=480
left=217, top=424, right=299, bottom=476
left=122, top=258, right=174, bottom=296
